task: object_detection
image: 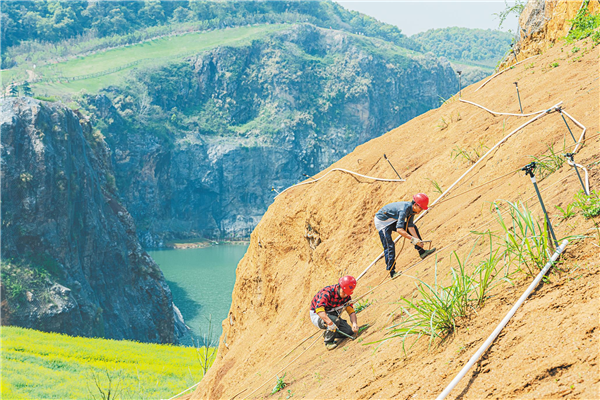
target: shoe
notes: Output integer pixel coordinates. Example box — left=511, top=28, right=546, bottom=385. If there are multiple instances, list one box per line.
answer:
left=325, top=341, right=338, bottom=350
left=389, top=269, right=396, bottom=278
left=420, top=248, right=437, bottom=259
left=391, top=270, right=402, bottom=279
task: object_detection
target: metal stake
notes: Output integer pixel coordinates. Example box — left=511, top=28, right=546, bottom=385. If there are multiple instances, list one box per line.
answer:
left=557, top=107, right=578, bottom=144
left=303, top=173, right=318, bottom=182
left=564, top=153, right=589, bottom=195
left=457, top=70, right=462, bottom=98
left=514, top=82, right=523, bottom=114
left=335, top=328, right=355, bottom=341
left=383, top=154, right=403, bottom=180
left=510, top=42, right=518, bottom=61
left=522, top=162, right=559, bottom=248
left=328, top=319, right=355, bottom=341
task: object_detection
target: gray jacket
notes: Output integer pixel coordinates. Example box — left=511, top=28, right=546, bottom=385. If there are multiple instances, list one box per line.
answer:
left=375, top=201, right=416, bottom=230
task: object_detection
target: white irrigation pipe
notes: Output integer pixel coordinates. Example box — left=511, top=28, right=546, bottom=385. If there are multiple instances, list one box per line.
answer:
left=559, top=108, right=590, bottom=194
left=458, top=102, right=590, bottom=193
left=566, top=160, right=590, bottom=195
left=275, top=168, right=404, bottom=198
left=476, top=55, right=539, bottom=92
left=459, top=99, right=548, bottom=117
left=165, top=381, right=201, bottom=400
left=357, top=101, right=562, bottom=280
left=560, top=109, right=587, bottom=153
left=436, top=239, right=569, bottom=400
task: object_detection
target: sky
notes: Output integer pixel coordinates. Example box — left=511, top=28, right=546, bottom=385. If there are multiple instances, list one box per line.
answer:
left=335, top=1, right=520, bottom=36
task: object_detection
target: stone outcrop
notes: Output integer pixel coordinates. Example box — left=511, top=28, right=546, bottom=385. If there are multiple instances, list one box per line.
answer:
left=85, top=24, right=458, bottom=245
left=0, top=97, right=179, bottom=343
left=506, top=0, right=599, bottom=64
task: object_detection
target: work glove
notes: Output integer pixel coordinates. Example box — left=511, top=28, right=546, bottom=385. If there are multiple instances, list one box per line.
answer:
left=410, top=237, right=421, bottom=245
left=326, top=323, right=337, bottom=332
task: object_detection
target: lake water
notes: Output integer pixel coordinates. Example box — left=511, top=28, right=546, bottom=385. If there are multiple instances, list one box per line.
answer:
left=148, top=244, right=248, bottom=346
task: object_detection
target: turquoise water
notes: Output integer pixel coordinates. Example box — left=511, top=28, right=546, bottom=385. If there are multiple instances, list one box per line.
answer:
left=148, top=244, right=248, bottom=346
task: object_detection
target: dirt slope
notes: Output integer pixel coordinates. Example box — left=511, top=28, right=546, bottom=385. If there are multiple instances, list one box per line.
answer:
left=190, top=14, right=599, bottom=400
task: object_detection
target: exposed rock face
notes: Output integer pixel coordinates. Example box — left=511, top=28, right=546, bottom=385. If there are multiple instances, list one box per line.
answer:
left=507, top=0, right=600, bottom=64
left=86, top=24, right=458, bottom=245
left=0, top=97, right=177, bottom=343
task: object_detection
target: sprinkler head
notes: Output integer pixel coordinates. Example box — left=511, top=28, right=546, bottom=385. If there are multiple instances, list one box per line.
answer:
left=521, top=162, right=537, bottom=177
left=456, top=70, right=462, bottom=76
left=513, top=81, right=519, bottom=87
left=563, top=152, right=575, bottom=161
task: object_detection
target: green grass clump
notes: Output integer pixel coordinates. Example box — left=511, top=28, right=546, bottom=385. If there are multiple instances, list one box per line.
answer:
left=492, top=200, right=552, bottom=276
left=555, top=203, right=577, bottom=220
left=379, top=256, right=473, bottom=353
left=1, top=326, right=214, bottom=400
left=572, top=190, right=600, bottom=218
left=451, top=141, right=488, bottom=165
left=271, top=373, right=287, bottom=394
left=528, top=143, right=565, bottom=180
left=373, top=233, right=509, bottom=353
left=354, top=299, right=372, bottom=313
left=428, top=179, right=444, bottom=194
left=566, top=6, right=600, bottom=44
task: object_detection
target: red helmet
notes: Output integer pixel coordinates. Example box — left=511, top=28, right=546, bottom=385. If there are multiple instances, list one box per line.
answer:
left=339, top=275, right=356, bottom=296
left=413, top=193, right=429, bottom=210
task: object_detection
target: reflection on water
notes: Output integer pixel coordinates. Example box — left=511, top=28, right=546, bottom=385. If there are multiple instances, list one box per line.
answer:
left=148, top=244, right=248, bottom=346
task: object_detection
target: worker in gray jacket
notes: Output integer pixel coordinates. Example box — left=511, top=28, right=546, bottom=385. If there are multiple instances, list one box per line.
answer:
left=374, top=193, right=436, bottom=277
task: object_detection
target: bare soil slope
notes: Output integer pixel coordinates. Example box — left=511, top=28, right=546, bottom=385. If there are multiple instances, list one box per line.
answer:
left=190, top=24, right=599, bottom=400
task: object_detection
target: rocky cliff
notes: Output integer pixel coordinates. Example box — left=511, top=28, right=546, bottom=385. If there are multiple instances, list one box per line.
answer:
left=0, top=97, right=180, bottom=343
left=82, top=24, right=458, bottom=246
left=509, top=0, right=600, bottom=63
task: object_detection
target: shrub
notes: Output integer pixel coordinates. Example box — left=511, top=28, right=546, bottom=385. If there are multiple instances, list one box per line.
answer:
left=566, top=7, right=600, bottom=43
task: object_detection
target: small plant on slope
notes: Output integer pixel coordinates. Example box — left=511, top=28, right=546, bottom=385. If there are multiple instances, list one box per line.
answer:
left=451, top=141, right=488, bottom=164
left=491, top=200, right=552, bottom=277
left=271, top=373, right=287, bottom=394
left=572, top=190, right=600, bottom=218
left=195, top=315, right=218, bottom=377
left=555, top=203, right=577, bottom=220
left=528, top=143, right=565, bottom=180
left=375, top=248, right=479, bottom=353
left=428, top=179, right=444, bottom=194
left=354, top=298, right=372, bottom=313
left=472, top=231, right=510, bottom=307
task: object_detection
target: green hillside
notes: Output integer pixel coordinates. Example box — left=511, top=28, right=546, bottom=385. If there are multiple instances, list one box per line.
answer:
left=1, top=0, right=422, bottom=70
left=1, top=326, right=213, bottom=399
left=411, top=27, right=513, bottom=68
left=20, top=24, right=288, bottom=95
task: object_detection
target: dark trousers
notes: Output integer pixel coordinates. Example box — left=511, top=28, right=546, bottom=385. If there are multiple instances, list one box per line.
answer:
left=317, top=312, right=353, bottom=343
left=378, top=224, right=422, bottom=271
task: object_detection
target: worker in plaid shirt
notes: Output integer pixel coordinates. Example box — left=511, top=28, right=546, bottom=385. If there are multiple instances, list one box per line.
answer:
left=309, top=276, right=358, bottom=350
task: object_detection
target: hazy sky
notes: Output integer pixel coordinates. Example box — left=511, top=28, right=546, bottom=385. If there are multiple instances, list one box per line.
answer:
left=335, top=1, right=520, bottom=36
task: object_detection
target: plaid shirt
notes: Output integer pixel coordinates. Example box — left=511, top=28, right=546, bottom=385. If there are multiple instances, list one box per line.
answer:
left=310, top=284, right=354, bottom=314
